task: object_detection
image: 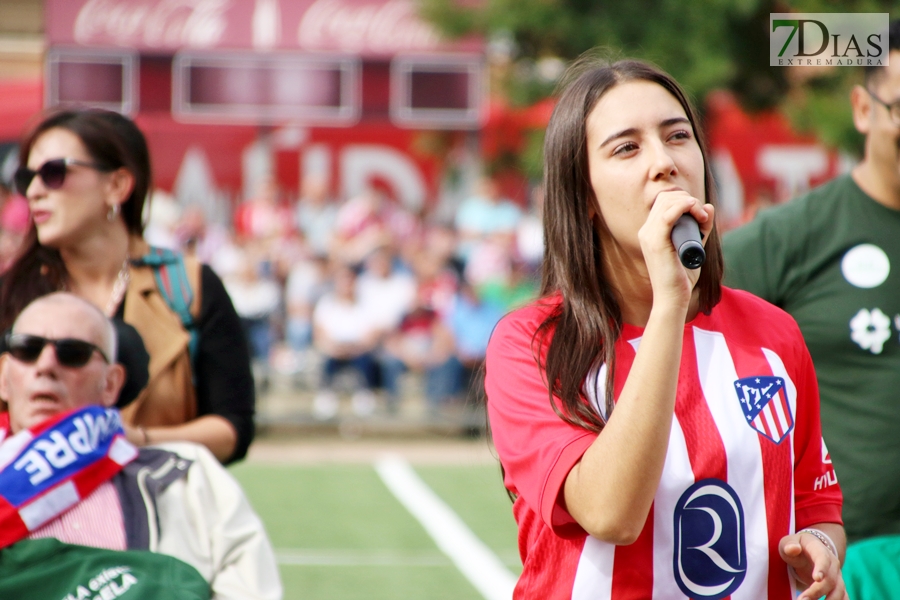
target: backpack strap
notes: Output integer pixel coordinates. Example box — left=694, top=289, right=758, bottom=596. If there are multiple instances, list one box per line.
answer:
left=134, top=247, right=200, bottom=366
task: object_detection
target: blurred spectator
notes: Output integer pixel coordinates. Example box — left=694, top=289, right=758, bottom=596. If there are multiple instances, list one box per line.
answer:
left=454, top=176, right=522, bottom=262
left=267, top=228, right=309, bottom=287
left=357, top=245, right=416, bottom=334
left=312, top=262, right=381, bottom=419
left=445, top=280, right=505, bottom=390
left=233, top=176, right=287, bottom=243
left=516, top=183, right=544, bottom=273
left=295, top=173, right=338, bottom=257
left=330, top=188, right=391, bottom=265
left=411, top=250, right=460, bottom=318
left=464, top=230, right=516, bottom=287
left=142, top=189, right=181, bottom=250
left=423, top=221, right=465, bottom=280
left=331, top=187, right=426, bottom=263
left=176, top=204, right=231, bottom=265
left=380, top=286, right=462, bottom=415
left=223, top=250, right=281, bottom=393
left=205, top=229, right=246, bottom=281
left=478, top=258, right=539, bottom=311
left=385, top=200, right=428, bottom=262
left=284, top=252, right=331, bottom=352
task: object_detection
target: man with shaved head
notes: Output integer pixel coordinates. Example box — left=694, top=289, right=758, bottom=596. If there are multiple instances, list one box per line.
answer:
left=1, top=293, right=124, bottom=436
left=0, top=293, right=281, bottom=600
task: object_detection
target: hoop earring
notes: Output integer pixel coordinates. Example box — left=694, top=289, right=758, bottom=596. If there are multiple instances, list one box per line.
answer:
left=107, top=204, right=120, bottom=222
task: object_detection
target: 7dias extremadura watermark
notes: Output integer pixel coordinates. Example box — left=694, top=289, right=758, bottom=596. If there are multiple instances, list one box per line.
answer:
left=770, top=13, right=889, bottom=67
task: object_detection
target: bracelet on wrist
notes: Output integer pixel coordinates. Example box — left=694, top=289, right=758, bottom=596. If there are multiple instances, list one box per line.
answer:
left=798, top=528, right=838, bottom=557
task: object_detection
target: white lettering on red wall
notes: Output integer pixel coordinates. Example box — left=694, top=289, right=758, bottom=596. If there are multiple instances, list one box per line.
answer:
left=757, top=145, right=829, bottom=202
left=74, top=0, right=230, bottom=49
left=297, top=0, right=440, bottom=53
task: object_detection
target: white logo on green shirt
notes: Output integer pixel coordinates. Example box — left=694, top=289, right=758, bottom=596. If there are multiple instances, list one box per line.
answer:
left=60, top=566, right=138, bottom=600
left=841, top=244, right=890, bottom=288
left=849, top=308, right=892, bottom=354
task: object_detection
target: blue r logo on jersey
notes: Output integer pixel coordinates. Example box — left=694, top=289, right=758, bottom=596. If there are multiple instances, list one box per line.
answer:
left=673, top=479, right=746, bottom=599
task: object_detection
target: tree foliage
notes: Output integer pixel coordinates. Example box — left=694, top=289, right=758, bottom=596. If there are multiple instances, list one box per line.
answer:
left=420, top=0, right=896, bottom=172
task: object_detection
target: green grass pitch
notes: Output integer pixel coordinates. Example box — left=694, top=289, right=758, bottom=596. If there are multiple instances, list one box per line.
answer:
left=229, top=462, right=521, bottom=600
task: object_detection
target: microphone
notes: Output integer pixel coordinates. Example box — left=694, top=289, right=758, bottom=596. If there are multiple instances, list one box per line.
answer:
left=671, top=214, right=705, bottom=269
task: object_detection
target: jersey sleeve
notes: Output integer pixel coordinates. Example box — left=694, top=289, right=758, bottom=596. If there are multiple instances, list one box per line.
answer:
left=485, top=307, right=596, bottom=538
left=790, top=338, right=843, bottom=529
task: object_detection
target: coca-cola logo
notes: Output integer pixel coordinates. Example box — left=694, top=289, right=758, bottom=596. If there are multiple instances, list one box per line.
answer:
left=74, top=0, right=230, bottom=48
left=297, top=0, right=441, bottom=53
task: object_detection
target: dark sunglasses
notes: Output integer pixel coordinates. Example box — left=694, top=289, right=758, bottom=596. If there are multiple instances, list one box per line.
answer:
left=5, top=333, right=110, bottom=367
left=13, top=158, right=112, bottom=195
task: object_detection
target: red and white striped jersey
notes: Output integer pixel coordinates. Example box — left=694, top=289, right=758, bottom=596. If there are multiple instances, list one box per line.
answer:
left=486, top=288, right=842, bottom=600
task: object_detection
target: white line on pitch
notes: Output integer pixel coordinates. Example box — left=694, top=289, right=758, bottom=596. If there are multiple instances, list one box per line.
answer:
left=275, top=549, right=450, bottom=566
left=275, top=548, right=521, bottom=568
left=375, top=454, right=516, bottom=600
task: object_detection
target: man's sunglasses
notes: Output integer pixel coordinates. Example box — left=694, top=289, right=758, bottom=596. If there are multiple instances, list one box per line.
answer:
left=13, top=158, right=112, bottom=195
left=5, top=333, right=110, bottom=367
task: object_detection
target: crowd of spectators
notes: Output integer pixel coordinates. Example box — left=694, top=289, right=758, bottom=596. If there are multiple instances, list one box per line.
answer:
left=0, top=174, right=541, bottom=420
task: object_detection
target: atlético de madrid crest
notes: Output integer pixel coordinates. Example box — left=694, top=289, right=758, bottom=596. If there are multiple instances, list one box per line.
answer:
left=733, top=376, right=794, bottom=444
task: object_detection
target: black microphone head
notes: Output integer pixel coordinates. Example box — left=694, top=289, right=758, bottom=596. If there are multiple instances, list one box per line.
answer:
left=679, top=240, right=706, bottom=269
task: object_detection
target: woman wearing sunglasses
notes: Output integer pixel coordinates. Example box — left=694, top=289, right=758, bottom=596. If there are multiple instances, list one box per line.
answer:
left=0, top=108, right=255, bottom=465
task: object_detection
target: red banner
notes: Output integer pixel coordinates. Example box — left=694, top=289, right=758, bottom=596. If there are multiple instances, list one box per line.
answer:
left=46, top=0, right=482, bottom=56
left=0, top=79, right=42, bottom=142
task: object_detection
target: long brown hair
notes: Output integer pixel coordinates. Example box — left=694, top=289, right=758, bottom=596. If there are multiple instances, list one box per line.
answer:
left=537, top=57, right=724, bottom=433
left=0, top=108, right=152, bottom=330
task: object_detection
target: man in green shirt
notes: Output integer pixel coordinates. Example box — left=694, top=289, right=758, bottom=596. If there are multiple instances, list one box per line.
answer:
left=724, top=19, right=900, bottom=592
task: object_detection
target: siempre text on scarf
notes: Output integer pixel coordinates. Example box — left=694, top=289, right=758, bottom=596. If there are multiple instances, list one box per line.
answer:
left=0, top=406, right=138, bottom=548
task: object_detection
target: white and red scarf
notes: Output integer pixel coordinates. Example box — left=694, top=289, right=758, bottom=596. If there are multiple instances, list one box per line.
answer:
left=0, top=406, right=137, bottom=549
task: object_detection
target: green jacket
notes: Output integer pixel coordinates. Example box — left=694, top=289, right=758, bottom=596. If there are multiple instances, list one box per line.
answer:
left=0, top=537, right=209, bottom=599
